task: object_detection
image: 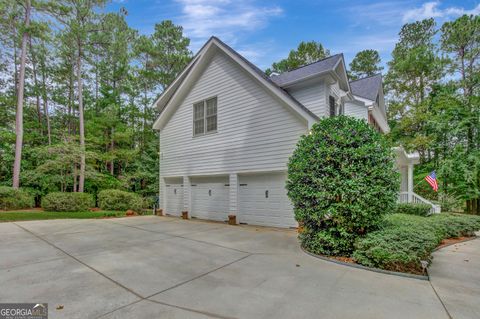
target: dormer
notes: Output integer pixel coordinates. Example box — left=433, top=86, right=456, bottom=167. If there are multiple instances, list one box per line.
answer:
left=270, top=54, right=352, bottom=119
left=349, top=74, right=389, bottom=133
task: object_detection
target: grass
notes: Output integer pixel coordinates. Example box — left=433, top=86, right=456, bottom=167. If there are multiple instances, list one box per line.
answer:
left=353, top=213, right=480, bottom=274
left=0, top=209, right=130, bottom=222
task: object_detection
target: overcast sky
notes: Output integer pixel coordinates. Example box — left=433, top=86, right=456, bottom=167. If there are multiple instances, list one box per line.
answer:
left=107, top=0, right=480, bottom=70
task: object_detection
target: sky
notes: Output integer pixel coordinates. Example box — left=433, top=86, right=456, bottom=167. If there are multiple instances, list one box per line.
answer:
left=107, top=0, right=480, bottom=71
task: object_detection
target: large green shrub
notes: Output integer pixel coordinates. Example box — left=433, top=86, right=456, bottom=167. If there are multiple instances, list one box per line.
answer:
left=353, top=213, right=480, bottom=274
left=395, top=203, right=431, bottom=216
left=0, top=186, right=35, bottom=210
left=98, top=189, right=143, bottom=212
left=287, top=116, right=399, bottom=256
left=42, top=192, right=94, bottom=212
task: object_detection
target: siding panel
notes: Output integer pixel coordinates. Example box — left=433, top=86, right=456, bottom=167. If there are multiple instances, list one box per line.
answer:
left=160, top=51, right=308, bottom=177
left=287, top=81, right=327, bottom=118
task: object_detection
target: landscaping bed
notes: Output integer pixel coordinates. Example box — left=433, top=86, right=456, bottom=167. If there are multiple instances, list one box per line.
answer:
left=352, top=213, right=480, bottom=275
left=304, top=213, right=480, bottom=276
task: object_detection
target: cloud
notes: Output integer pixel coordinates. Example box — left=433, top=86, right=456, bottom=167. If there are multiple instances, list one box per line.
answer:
left=175, top=0, right=282, bottom=47
left=402, top=2, right=480, bottom=22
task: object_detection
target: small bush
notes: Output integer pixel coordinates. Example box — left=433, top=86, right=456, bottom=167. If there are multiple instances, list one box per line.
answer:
left=287, top=116, right=399, bottom=256
left=98, top=189, right=143, bottom=212
left=42, top=192, right=94, bottom=212
left=353, top=213, right=480, bottom=274
left=395, top=203, right=432, bottom=216
left=0, top=186, right=35, bottom=210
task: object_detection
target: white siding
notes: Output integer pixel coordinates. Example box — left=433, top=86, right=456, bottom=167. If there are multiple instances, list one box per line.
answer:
left=286, top=81, right=327, bottom=118
left=159, top=51, right=308, bottom=177
left=329, top=82, right=342, bottom=100
left=344, top=101, right=368, bottom=120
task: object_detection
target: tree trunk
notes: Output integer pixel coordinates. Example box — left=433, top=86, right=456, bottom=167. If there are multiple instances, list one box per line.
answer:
left=77, top=42, right=86, bottom=193
left=12, top=0, right=31, bottom=189
left=68, top=65, right=74, bottom=137
left=29, top=39, right=42, bottom=128
left=110, top=127, right=114, bottom=175
left=73, top=164, right=77, bottom=192
left=40, top=56, right=51, bottom=145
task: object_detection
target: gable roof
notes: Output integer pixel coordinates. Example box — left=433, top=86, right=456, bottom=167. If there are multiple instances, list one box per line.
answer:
left=152, top=37, right=319, bottom=130
left=349, top=74, right=382, bottom=101
left=270, top=54, right=343, bottom=87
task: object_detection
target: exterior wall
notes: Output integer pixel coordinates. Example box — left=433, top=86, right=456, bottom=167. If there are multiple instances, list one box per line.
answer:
left=159, top=50, right=308, bottom=179
left=329, top=81, right=342, bottom=100
left=344, top=101, right=368, bottom=120
left=286, top=81, right=327, bottom=118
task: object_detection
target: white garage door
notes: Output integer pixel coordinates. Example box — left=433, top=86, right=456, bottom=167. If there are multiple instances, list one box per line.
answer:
left=239, top=173, right=296, bottom=228
left=165, top=178, right=183, bottom=216
left=191, top=176, right=229, bottom=222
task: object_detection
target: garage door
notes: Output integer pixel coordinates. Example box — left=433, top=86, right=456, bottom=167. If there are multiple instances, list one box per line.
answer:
left=239, top=173, right=296, bottom=228
left=165, top=178, right=183, bottom=216
left=191, top=176, right=229, bottom=222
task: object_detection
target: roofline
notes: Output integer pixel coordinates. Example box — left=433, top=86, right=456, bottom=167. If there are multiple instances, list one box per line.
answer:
left=153, top=37, right=319, bottom=130
left=349, top=73, right=382, bottom=84
left=271, top=53, right=343, bottom=76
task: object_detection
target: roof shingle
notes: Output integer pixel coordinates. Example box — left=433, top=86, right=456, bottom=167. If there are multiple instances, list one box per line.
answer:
left=269, top=54, right=343, bottom=87
left=349, top=74, right=382, bottom=101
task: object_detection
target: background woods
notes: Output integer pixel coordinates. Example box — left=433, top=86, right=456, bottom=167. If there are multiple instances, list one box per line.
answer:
left=0, top=0, right=192, bottom=201
left=0, top=0, right=478, bottom=213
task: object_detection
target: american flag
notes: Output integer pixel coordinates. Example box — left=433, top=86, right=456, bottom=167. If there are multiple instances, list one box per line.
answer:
left=425, top=171, right=438, bottom=192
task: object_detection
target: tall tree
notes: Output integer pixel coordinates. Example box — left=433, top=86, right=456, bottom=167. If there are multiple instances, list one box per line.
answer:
left=150, top=20, right=192, bottom=91
left=386, top=18, right=444, bottom=158
left=348, top=49, right=383, bottom=80
left=266, top=41, right=330, bottom=75
left=12, top=0, right=31, bottom=189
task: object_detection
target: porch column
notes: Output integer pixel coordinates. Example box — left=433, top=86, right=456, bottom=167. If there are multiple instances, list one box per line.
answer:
left=229, top=173, right=239, bottom=224
left=407, top=163, right=414, bottom=202
left=183, top=176, right=191, bottom=218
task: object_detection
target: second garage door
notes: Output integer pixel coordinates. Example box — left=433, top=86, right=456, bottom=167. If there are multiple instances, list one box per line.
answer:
left=191, top=176, right=229, bottom=222
left=239, top=173, right=296, bottom=228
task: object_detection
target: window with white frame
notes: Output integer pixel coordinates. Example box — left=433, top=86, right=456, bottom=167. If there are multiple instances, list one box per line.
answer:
left=193, top=97, right=217, bottom=136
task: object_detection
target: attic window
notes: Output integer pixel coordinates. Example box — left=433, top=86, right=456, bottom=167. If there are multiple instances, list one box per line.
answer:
left=193, top=97, right=217, bottom=136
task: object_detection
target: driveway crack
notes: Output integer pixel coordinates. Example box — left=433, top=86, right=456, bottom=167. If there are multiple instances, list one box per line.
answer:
left=13, top=222, right=145, bottom=300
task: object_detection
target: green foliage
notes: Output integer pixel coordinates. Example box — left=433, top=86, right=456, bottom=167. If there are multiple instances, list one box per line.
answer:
left=348, top=49, right=383, bottom=80
left=0, top=186, right=35, bottom=210
left=266, top=41, right=330, bottom=75
left=395, top=203, right=432, bottom=216
left=287, top=116, right=399, bottom=255
left=42, top=192, right=94, bottom=212
left=98, top=189, right=144, bottom=212
left=353, top=213, right=480, bottom=274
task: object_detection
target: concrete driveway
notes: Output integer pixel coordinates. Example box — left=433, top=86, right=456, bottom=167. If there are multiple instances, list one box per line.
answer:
left=0, top=216, right=452, bottom=319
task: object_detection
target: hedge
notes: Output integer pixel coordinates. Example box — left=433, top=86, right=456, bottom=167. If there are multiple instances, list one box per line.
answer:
left=42, top=192, right=94, bottom=212
left=353, top=213, right=480, bottom=274
left=395, top=203, right=432, bottom=216
left=98, top=189, right=143, bottom=212
left=0, top=186, right=35, bottom=210
left=287, top=116, right=399, bottom=256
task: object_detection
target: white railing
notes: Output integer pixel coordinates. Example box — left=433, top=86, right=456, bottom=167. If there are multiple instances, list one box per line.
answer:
left=398, top=191, right=441, bottom=214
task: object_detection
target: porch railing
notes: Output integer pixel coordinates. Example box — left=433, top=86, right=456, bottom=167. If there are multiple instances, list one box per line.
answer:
left=398, top=191, right=441, bottom=214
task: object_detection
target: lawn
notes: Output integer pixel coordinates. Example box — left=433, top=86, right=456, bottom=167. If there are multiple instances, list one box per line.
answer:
left=0, top=210, right=129, bottom=222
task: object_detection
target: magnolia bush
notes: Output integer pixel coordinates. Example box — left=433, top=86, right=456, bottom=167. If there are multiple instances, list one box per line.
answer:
left=287, top=116, right=399, bottom=256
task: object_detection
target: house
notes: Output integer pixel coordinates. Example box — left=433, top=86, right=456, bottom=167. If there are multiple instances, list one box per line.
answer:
left=152, top=37, right=439, bottom=228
